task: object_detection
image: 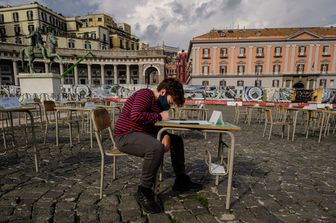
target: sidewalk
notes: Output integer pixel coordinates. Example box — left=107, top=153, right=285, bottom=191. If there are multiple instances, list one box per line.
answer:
left=0, top=105, right=335, bottom=222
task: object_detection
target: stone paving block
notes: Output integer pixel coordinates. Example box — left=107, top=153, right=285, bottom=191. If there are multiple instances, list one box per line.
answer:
left=147, top=213, right=171, bottom=223
left=170, top=210, right=200, bottom=223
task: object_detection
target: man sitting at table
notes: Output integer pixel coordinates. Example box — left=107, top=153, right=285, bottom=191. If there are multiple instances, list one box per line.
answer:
left=113, top=78, right=202, bottom=214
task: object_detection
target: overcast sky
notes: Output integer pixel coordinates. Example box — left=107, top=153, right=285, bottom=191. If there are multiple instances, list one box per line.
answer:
left=1, top=0, right=336, bottom=49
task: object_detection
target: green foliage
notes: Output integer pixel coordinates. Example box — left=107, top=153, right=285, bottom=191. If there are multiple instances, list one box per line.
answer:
left=196, top=193, right=209, bottom=209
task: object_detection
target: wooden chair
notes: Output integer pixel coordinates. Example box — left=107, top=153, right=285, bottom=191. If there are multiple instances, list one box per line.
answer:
left=234, top=104, right=248, bottom=124
left=263, top=109, right=291, bottom=140
left=305, top=110, right=323, bottom=138
left=43, top=100, right=80, bottom=146
left=91, top=108, right=127, bottom=199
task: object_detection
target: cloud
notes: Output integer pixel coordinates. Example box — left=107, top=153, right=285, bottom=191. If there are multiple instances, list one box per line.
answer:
left=1, top=0, right=336, bottom=49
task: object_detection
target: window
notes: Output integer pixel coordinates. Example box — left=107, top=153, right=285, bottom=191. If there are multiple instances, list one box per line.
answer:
left=330, top=80, right=334, bottom=86
left=80, top=79, right=86, bottom=84
left=89, top=18, right=93, bottom=22
left=220, top=48, right=228, bottom=57
left=322, top=45, right=329, bottom=55
left=203, top=48, right=210, bottom=58
left=97, top=17, right=102, bottom=22
left=297, top=64, right=304, bottom=74
left=220, top=65, right=227, bottom=75
left=255, top=80, right=262, bottom=87
left=272, top=80, right=280, bottom=87
left=238, top=65, right=245, bottom=75
left=273, top=64, right=280, bottom=74
left=219, top=80, right=226, bottom=87
left=103, top=34, right=107, bottom=42
left=15, top=37, right=22, bottom=44
left=41, top=12, right=46, bottom=21
left=202, top=65, right=209, bottom=75
left=13, top=12, right=19, bottom=22
left=274, top=47, right=282, bottom=56
left=202, top=81, right=209, bottom=86
left=68, top=39, right=75, bottom=48
left=91, top=32, right=96, bottom=39
left=238, top=47, right=245, bottom=57
left=14, top=25, right=20, bottom=35
left=237, top=80, right=244, bottom=87
left=27, top=10, right=33, bottom=20
left=0, top=27, right=5, bottom=37
left=319, top=79, right=327, bottom=88
left=255, top=64, right=263, bottom=75
left=321, top=64, right=328, bottom=74
left=28, top=25, right=34, bottom=33
left=119, top=39, right=123, bottom=48
left=256, top=47, right=264, bottom=57
left=0, top=14, right=4, bottom=24
left=298, top=46, right=306, bottom=56
left=84, top=41, right=91, bottom=49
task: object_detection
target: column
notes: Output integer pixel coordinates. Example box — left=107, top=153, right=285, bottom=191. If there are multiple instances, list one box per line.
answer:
left=87, top=63, right=92, bottom=86
left=290, top=45, right=296, bottom=73
left=13, top=61, right=18, bottom=85
left=195, top=48, right=200, bottom=75
left=60, top=63, right=64, bottom=85
left=114, top=65, right=118, bottom=84
left=248, top=46, right=253, bottom=74
left=313, top=80, right=316, bottom=89
left=74, top=66, right=78, bottom=85
left=230, top=46, right=235, bottom=74
left=333, top=44, right=336, bottom=73
left=266, top=46, right=271, bottom=73
left=101, top=64, right=105, bottom=85
left=126, top=64, right=130, bottom=84
left=282, top=80, right=286, bottom=87
left=284, top=45, right=290, bottom=73
left=314, top=44, right=320, bottom=73
left=307, top=44, right=314, bottom=73
left=212, top=47, right=217, bottom=75
left=192, top=48, right=196, bottom=76
left=45, top=62, right=49, bottom=73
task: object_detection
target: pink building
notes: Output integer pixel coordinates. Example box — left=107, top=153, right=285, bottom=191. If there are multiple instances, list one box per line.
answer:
left=187, top=27, right=336, bottom=89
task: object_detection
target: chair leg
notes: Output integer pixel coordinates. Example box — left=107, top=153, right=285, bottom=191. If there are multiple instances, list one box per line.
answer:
left=69, top=124, right=73, bottom=147
left=113, top=156, right=116, bottom=180
left=215, top=175, right=219, bottom=186
left=268, top=124, right=273, bottom=140
left=100, top=154, right=105, bottom=199
left=263, top=122, right=267, bottom=137
left=77, top=122, right=80, bottom=143
left=44, top=123, right=48, bottom=144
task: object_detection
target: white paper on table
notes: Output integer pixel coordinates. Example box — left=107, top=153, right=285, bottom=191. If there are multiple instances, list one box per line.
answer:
left=209, top=110, right=224, bottom=125
left=0, top=97, right=21, bottom=109
left=165, top=120, right=211, bottom=125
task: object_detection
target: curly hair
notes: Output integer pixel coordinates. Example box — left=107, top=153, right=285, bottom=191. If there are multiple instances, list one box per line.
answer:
left=157, top=78, right=185, bottom=107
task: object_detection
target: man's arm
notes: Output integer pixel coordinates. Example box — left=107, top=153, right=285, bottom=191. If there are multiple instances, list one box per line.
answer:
left=129, top=90, right=161, bottom=124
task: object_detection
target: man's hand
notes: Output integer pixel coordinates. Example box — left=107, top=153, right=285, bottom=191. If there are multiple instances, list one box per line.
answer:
left=160, top=111, right=170, bottom=121
left=161, top=134, right=171, bottom=153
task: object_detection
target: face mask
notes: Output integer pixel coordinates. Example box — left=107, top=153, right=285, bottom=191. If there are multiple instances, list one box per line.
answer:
left=157, top=95, right=171, bottom=111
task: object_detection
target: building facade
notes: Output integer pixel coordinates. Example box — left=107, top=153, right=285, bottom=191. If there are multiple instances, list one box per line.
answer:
left=187, top=27, right=336, bottom=89
left=0, top=2, right=139, bottom=51
left=0, top=2, right=166, bottom=86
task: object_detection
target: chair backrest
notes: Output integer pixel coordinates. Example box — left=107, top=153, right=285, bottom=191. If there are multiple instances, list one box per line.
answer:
left=43, top=100, right=56, bottom=112
left=92, top=108, right=111, bottom=132
left=265, top=109, right=273, bottom=123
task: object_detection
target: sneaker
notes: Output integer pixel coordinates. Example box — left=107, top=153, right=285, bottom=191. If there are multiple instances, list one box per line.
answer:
left=135, top=186, right=162, bottom=214
left=172, top=174, right=203, bottom=192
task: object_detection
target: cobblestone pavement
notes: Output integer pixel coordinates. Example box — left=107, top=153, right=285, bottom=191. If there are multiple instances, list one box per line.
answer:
left=0, top=106, right=335, bottom=223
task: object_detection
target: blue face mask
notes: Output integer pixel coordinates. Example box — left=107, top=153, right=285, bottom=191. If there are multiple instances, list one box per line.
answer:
left=157, top=95, right=171, bottom=111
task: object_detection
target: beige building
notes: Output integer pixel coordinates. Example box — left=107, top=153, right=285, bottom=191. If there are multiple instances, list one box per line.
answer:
left=187, top=27, right=336, bottom=89
left=0, top=2, right=164, bottom=86
left=0, top=2, right=139, bottom=50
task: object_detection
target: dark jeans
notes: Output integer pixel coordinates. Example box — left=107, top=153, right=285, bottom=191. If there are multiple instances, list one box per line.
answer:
left=114, top=132, right=185, bottom=189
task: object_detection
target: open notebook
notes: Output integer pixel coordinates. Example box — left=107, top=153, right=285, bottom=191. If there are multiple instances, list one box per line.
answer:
left=165, top=110, right=224, bottom=125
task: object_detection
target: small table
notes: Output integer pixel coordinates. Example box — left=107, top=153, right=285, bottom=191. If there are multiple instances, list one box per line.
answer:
left=0, top=106, right=39, bottom=172
left=155, top=121, right=240, bottom=210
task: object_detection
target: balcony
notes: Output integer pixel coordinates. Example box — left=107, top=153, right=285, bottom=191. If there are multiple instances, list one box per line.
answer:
left=274, top=53, right=282, bottom=57
left=220, top=54, right=228, bottom=58
left=238, top=54, right=246, bottom=58
left=256, top=53, right=264, bottom=58
left=322, top=52, right=330, bottom=57
left=298, top=52, right=306, bottom=57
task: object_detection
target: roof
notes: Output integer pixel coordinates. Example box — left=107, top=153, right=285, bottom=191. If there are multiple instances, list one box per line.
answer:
left=193, top=27, right=336, bottom=41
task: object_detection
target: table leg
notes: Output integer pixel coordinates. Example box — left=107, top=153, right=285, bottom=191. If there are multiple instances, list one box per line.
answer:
left=224, top=131, right=235, bottom=210
left=292, top=111, right=298, bottom=141
left=318, top=113, right=326, bottom=143
left=56, top=110, right=59, bottom=146
left=26, top=110, right=39, bottom=173
left=90, top=111, right=93, bottom=149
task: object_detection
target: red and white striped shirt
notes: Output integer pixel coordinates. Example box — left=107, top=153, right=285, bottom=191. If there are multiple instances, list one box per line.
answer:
left=114, top=88, right=162, bottom=136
